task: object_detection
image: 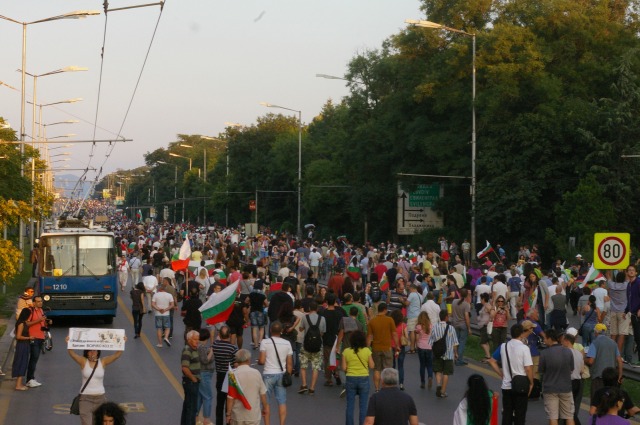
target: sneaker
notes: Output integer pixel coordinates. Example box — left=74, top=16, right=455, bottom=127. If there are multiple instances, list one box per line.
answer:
left=436, top=386, right=442, bottom=397
left=420, top=383, right=425, bottom=389
left=339, top=389, right=346, bottom=398
left=308, top=389, right=315, bottom=395
left=334, top=375, right=342, bottom=386
left=164, top=338, right=172, bottom=347
left=400, top=384, right=404, bottom=391
left=26, top=380, right=41, bottom=388
left=0, top=368, right=5, bottom=376
left=439, top=392, right=448, bottom=398
left=156, top=344, right=163, bottom=348
left=298, top=386, right=308, bottom=394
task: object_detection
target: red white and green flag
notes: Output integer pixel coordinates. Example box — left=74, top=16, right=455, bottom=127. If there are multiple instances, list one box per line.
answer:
left=199, top=280, right=239, bottom=325
left=379, top=273, right=390, bottom=292
left=188, top=260, right=215, bottom=277
left=328, top=338, right=338, bottom=371
left=476, top=240, right=494, bottom=259
left=346, top=265, right=361, bottom=281
left=214, top=269, right=228, bottom=285
left=578, top=265, right=605, bottom=288
left=222, top=365, right=251, bottom=410
left=171, top=238, right=191, bottom=271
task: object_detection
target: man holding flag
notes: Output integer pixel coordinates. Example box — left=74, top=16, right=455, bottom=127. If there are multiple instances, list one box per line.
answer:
left=226, top=349, right=268, bottom=425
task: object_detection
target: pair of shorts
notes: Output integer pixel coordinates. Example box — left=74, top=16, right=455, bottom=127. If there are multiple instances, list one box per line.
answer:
left=371, top=349, right=393, bottom=372
left=406, top=317, right=418, bottom=332
left=299, top=349, right=323, bottom=370
left=480, top=325, right=491, bottom=344
left=228, top=324, right=244, bottom=335
left=155, top=315, right=170, bottom=329
left=543, top=392, right=574, bottom=420
left=610, top=312, right=631, bottom=335
left=433, top=358, right=454, bottom=375
left=263, top=373, right=286, bottom=405
left=250, top=311, right=266, bottom=327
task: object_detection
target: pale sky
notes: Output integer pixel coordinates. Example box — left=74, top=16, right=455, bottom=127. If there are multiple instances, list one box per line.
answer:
left=0, top=0, right=424, bottom=184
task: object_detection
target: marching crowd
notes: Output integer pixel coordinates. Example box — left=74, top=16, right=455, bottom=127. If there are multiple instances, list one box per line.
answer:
left=10, top=207, right=640, bottom=425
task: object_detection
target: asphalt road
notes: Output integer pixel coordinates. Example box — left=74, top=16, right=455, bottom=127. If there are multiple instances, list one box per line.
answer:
left=0, top=283, right=634, bottom=425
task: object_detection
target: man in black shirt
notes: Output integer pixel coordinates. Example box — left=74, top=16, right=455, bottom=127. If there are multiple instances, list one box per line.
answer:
left=320, top=293, right=346, bottom=387
left=364, top=368, right=419, bottom=425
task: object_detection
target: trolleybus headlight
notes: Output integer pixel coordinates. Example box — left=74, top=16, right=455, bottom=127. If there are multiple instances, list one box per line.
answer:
left=43, top=295, right=51, bottom=301
left=104, top=294, right=111, bottom=301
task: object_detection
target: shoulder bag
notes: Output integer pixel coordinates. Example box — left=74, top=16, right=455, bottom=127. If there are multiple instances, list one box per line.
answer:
left=505, top=341, right=529, bottom=395
left=70, top=359, right=99, bottom=415
left=270, top=337, right=292, bottom=387
left=578, top=309, right=595, bottom=337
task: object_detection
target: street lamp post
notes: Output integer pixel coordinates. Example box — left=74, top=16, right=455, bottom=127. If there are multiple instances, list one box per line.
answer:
left=260, top=102, right=302, bottom=238
left=157, top=161, right=178, bottom=223
left=0, top=9, right=99, bottom=261
left=405, top=18, right=477, bottom=257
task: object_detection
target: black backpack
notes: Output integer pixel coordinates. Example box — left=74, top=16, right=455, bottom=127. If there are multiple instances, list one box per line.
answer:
left=370, top=282, right=382, bottom=302
left=432, top=324, right=450, bottom=358
left=303, top=315, right=322, bottom=353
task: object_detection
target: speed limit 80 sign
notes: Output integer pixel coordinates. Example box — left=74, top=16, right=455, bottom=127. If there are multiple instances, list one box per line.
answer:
left=594, top=233, right=630, bottom=269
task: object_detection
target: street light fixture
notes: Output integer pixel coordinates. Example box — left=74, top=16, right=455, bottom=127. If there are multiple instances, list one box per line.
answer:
left=50, top=152, right=71, bottom=158
left=260, top=102, right=303, bottom=238
left=316, top=73, right=365, bottom=85
left=169, top=152, right=192, bottom=170
left=46, top=134, right=77, bottom=140
left=405, top=18, right=477, bottom=257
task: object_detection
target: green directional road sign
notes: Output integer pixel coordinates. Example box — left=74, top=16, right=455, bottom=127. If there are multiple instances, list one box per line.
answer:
left=397, top=183, right=443, bottom=235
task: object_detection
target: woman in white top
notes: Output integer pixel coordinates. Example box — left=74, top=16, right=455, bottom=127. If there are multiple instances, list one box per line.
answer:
left=65, top=336, right=126, bottom=425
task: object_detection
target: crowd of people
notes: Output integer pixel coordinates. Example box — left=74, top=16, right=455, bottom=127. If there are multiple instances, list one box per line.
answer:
left=10, top=209, right=640, bottom=425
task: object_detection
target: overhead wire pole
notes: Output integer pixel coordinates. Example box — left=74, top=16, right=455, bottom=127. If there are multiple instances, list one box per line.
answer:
left=405, top=19, right=477, bottom=257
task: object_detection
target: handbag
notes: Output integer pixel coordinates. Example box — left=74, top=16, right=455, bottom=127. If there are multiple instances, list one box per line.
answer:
left=400, top=324, right=409, bottom=346
left=271, top=337, right=292, bottom=387
left=70, top=359, right=99, bottom=415
left=486, top=321, right=493, bottom=335
left=505, top=340, right=529, bottom=395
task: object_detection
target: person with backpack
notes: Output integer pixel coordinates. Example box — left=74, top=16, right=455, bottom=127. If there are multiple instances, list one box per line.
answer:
left=297, top=300, right=326, bottom=395
left=428, top=309, right=460, bottom=398
left=321, top=293, right=346, bottom=388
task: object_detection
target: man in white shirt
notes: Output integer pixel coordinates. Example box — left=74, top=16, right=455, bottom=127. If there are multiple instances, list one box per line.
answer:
left=488, top=323, right=534, bottom=424
left=152, top=283, right=174, bottom=348
left=129, top=254, right=142, bottom=287
left=308, top=248, right=322, bottom=278
left=142, top=272, right=159, bottom=313
left=420, top=292, right=441, bottom=326
left=491, top=275, right=509, bottom=305
left=259, top=321, right=293, bottom=425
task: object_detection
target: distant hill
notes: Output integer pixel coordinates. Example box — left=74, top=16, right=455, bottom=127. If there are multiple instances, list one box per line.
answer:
left=55, top=174, right=92, bottom=198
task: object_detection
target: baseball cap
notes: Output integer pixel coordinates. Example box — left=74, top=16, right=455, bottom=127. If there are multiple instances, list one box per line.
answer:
left=595, top=323, right=607, bottom=333
left=565, top=327, right=578, bottom=337
left=521, top=320, right=535, bottom=331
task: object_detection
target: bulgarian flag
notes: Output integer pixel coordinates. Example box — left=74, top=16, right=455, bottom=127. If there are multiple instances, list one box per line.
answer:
left=136, top=209, right=142, bottom=222
left=188, top=260, right=215, bottom=277
left=222, top=365, right=251, bottom=410
left=476, top=240, right=494, bottom=259
left=380, top=273, right=390, bottom=292
left=199, top=280, right=240, bottom=325
left=171, top=238, right=191, bottom=272
left=346, top=264, right=361, bottom=281
left=328, top=338, right=338, bottom=371
left=578, top=265, right=605, bottom=288
left=214, top=269, right=228, bottom=285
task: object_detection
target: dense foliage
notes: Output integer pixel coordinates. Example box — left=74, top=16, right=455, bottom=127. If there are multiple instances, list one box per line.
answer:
left=104, top=0, right=640, bottom=261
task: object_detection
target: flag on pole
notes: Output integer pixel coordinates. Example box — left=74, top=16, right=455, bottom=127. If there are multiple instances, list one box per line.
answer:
left=199, top=280, right=240, bottom=325
left=578, top=265, right=605, bottom=288
left=328, top=338, right=338, bottom=371
left=214, top=269, right=228, bottom=286
left=136, top=209, right=143, bottom=222
left=222, top=365, right=251, bottom=410
left=171, top=238, right=192, bottom=271
left=346, top=265, right=361, bottom=281
left=476, top=240, right=494, bottom=259
left=379, top=273, right=389, bottom=292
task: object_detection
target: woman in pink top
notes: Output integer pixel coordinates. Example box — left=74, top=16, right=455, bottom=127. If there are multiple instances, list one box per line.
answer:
left=415, top=311, right=433, bottom=389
